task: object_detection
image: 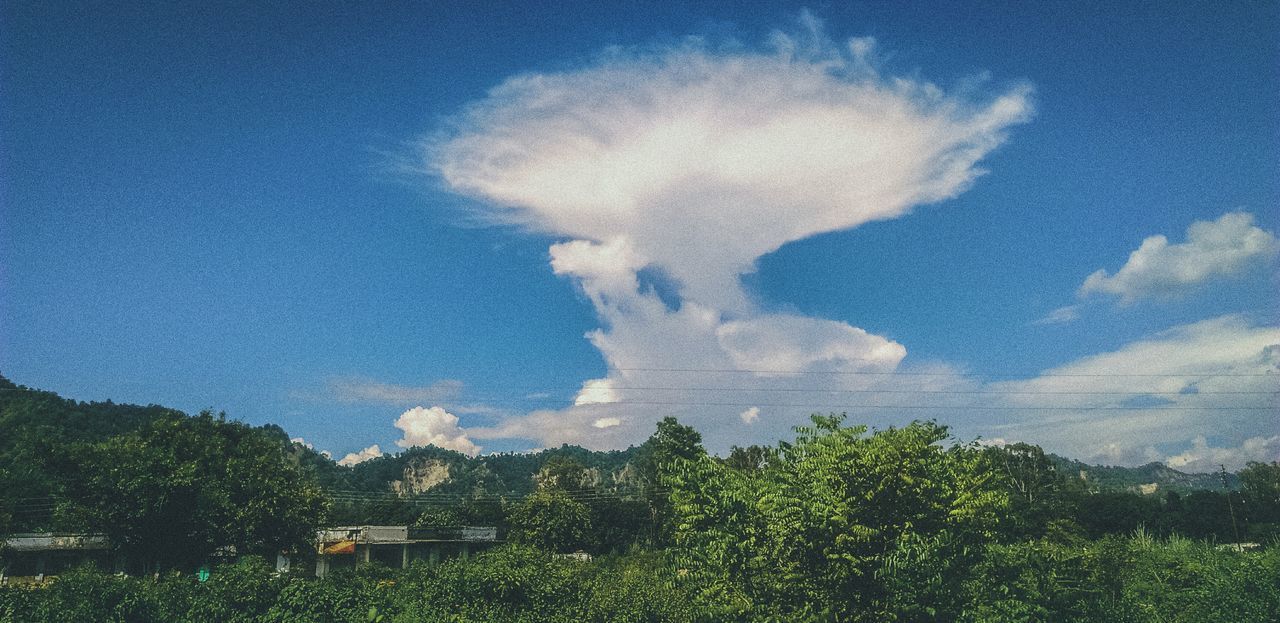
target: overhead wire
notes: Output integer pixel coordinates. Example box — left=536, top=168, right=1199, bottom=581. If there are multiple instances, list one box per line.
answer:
left=609, top=366, right=1280, bottom=378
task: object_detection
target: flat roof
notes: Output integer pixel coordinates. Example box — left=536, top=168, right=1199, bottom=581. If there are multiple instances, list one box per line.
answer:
left=3, top=533, right=111, bottom=552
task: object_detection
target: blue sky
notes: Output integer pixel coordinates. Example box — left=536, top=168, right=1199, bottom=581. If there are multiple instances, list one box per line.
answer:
left=2, top=1, right=1277, bottom=470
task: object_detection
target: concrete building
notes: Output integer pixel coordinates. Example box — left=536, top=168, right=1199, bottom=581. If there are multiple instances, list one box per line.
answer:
left=2, top=524, right=503, bottom=582
left=314, top=525, right=499, bottom=577
left=0, top=533, right=114, bottom=584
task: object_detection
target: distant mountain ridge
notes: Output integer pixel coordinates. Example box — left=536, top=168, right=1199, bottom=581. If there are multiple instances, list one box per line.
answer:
left=1049, top=454, right=1238, bottom=494
left=309, top=442, right=644, bottom=498
left=0, top=373, right=1241, bottom=505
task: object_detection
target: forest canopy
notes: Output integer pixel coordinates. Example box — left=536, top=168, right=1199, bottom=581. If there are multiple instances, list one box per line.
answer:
left=2, top=374, right=1278, bottom=622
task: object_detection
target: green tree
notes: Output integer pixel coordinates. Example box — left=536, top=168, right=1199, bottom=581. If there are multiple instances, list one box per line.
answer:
left=583, top=495, right=649, bottom=554
left=1240, top=461, right=1280, bottom=503
left=638, top=417, right=705, bottom=470
left=0, top=467, right=14, bottom=537
left=538, top=456, right=589, bottom=490
left=984, top=442, right=1074, bottom=538
left=667, top=415, right=1009, bottom=621
left=508, top=489, right=591, bottom=553
left=634, top=417, right=705, bottom=546
left=1239, top=461, right=1280, bottom=540
left=54, top=411, right=327, bottom=571
left=724, top=445, right=774, bottom=472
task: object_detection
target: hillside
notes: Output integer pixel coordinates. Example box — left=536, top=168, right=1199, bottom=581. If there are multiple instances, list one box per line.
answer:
left=0, top=374, right=654, bottom=531
left=0, top=373, right=1245, bottom=530
left=1049, top=454, right=1237, bottom=494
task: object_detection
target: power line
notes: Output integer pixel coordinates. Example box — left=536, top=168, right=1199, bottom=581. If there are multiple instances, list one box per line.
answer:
left=455, top=387, right=1279, bottom=403
left=573, top=386, right=1278, bottom=396
left=536, top=399, right=1275, bottom=411
left=610, top=366, right=1279, bottom=378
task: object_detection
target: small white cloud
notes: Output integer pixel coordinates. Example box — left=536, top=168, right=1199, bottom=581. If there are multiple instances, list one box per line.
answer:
left=574, top=379, right=619, bottom=406
left=292, top=437, right=332, bottom=458
left=338, top=444, right=383, bottom=466
left=1034, top=304, right=1081, bottom=325
left=592, top=417, right=622, bottom=429
left=739, top=407, right=760, bottom=424
left=395, top=406, right=481, bottom=456
left=1079, top=212, right=1278, bottom=304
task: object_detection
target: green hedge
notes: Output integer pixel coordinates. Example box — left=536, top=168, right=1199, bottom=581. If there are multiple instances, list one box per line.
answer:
left=3, top=538, right=1276, bottom=623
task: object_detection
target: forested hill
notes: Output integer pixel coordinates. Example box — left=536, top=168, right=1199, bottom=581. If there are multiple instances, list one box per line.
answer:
left=326, top=445, right=1240, bottom=500
left=1050, top=454, right=1238, bottom=493
left=322, top=443, right=642, bottom=496
left=0, top=374, right=189, bottom=511
left=2, top=370, right=1249, bottom=537
left=0, top=374, right=184, bottom=447
left=0, top=373, right=1238, bottom=505
left=4, top=372, right=1278, bottom=608
left=5, top=415, right=1280, bottom=623
left=0, top=374, right=652, bottom=533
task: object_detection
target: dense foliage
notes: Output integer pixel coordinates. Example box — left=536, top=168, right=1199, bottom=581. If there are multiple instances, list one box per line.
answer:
left=51, top=411, right=328, bottom=571
left=3, top=534, right=1276, bottom=622
left=3, top=375, right=1278, bottom=621
left=0, top=548, right=697, bottom=623
left=664, top=417, right=1007, bottom=620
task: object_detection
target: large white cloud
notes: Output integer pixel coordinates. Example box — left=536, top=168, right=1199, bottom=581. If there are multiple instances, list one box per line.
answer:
left=986, top=315, right=1280, bottom=469
left=434, top=29, right=1031, bottom=313
left=420, top=18, right=1280, bottom=471
left=429, top=18, right=1031, bottom=449
left=1079, top=212, right=1278, bottom=304
left=394, top=406, right=482, bottom=456
left=1163, top=436, right=1280, bottom=473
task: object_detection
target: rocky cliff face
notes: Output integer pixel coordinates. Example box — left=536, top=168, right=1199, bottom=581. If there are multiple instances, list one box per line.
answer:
left=611, top=462, right=646, bottom=488
left=392, top=458, right=452, bottom=495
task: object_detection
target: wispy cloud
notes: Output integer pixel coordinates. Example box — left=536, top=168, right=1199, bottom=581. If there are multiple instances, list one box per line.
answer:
left=1084, top=435, right=1280, bottom=473
left=1033, top=304, right=1081, bottom=325
left=1163, top=435, right=1280, bottom=473
left=989, top=314, right=1280, bottom=466
left=1079, top=211, right=1278, bottom=304
left=328, top=377, right=464, bottom=405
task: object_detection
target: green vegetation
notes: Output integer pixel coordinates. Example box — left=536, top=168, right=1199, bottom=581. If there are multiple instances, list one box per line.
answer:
left=52, top=411, right=327, bottom=571
left=1048, top=454, right=1239, bottom=493
left=4, top=539, right=1277, bottom=623
left=664, top=418, right=1006, bottom=620
left=2, top=374, right=1278, bottom=621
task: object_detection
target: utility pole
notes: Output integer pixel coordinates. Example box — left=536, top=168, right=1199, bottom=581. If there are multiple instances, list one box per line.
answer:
left=1221, top=464, right=1242, bottom=544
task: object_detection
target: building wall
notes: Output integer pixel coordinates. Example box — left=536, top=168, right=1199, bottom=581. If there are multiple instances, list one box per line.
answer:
left=314, top=541, right=494, bottom=577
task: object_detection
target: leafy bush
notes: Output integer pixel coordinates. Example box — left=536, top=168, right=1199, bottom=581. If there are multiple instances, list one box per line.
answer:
left=2, top=531, right=1277, bottom=622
